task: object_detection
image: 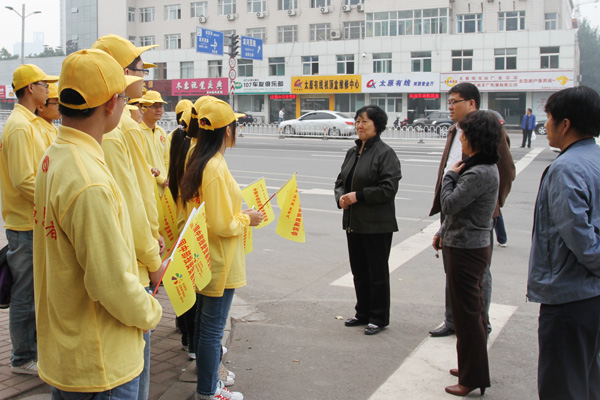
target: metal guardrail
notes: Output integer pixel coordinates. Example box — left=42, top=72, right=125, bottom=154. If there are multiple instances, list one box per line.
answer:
left=238, top=123, right=447, bottom=141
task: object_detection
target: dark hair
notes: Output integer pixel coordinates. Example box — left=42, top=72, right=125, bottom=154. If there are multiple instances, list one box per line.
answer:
left=448, top=82, right=481, bottom=110
left=460, top=110, right=500, bottom=158
left=167, top=127, right=190, bottom=204
left=545, top=86, right=600, bottom=138
left=354, top=105, right=388, bottom=134
left=527, top=108, right=532, bottom=113
left=14, top=86, right=26, bottom=99
left=179, top=119, right=237, bottom=204
left=126, top=56, right=142, bottom=70
left=58, top=89, right=98, bottom=119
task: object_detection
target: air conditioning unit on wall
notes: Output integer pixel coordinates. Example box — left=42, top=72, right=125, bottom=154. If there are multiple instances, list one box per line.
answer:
left=226, top=14, right=236, bottom=21
left=342, top=5, right=351, bottom=12
left=198, top=15, right=207, bottom=23
left=256, top=11, right=265, bottom=18
left=320, top=6, right=330, bottom=14
left=288, top=9, right=297, bottom=16
left=330, top=30, right=342, bottom=39
left=357, top=4, right=365, bottom=12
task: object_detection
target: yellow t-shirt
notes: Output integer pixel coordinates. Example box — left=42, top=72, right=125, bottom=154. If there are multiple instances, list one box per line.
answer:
left=140, top=121, right=168, bottom=193
left=0, top=103, right=48, bottom=230
left=33, top=125, right=162, bottom=392
left=184, top=152, right=250, bottom=297
left=34, top=117, right=58, bottom=148
left=102, top=115, right=162, bottom=287
left=121, top=114, right=160, bottom=239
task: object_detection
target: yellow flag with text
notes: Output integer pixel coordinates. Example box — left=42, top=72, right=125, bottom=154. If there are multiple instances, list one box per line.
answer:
left=243, top=224, right=253, bottom=255
left=276, top=173, right=305, bottom=242
left=241, top=178, right=275, bottom=229
left=162, top=257, right=196, bottom=317
left=187, top=205, right=212, bottom=291
left=159, top=187, right=178, bottom=253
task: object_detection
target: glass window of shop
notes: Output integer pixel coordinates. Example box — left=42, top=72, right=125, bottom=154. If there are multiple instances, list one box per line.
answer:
left=269, top=95, right=296, bottom=123
left=370, top=94, right=403, bottom=117
left=301, top=96, right=330, bottom=112
left=488, top=92, right=525, bottom=126
left=407, top=93, right=441, bottom=120
left=238, top=95, right=264, bottom=114
left=334, top=94, right=365, bottom=113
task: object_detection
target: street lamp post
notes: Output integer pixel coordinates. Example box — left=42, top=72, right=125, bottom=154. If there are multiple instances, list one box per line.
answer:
left=5, top=4, right=42, bottom=65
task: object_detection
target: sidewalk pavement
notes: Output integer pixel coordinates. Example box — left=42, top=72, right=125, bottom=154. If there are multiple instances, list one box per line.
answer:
left=0, top=291, right=254, bottom=400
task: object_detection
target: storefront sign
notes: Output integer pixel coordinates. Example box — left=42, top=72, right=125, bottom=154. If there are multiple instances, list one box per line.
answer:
left=234, top=77, right=290, bottom=94
left=409, top=93, right=440, bottom=99
left=171, top=78, right=229, bottom=96
left=362, top=73, right=440, bottom=93
left=440, top=71, right=575, bottom=92
left=291, top=75, right=361, bottom=94
left=0, top=85, right=15, bottom=99
left=269, top=94, right=296, bottom=100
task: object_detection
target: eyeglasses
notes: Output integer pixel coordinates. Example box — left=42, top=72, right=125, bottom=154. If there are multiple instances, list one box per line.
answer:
left=127, top=68, right=150, bottom=76
left=149, top=103, right=164, bottom=109
left=117, top=94, right=131, bottom=104
left=448, top=99, right=469, bottom=106
left=33, top=82, right=49, bottom=89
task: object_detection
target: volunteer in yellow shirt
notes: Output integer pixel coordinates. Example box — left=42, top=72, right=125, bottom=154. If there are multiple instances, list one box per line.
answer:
left=179, top=98, right=263, bottom=400
left=34, top=82, right=59, bottom=147
left=0, top=64, right=57, bottom=376
left=140, top=90, right=169, bottom=194
left=33, top=49, right=162, bottom=397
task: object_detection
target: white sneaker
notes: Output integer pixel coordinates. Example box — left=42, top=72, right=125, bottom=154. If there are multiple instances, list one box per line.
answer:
left=217, top=381, right=243, bottom=400
left=219, top=363, right=235, bottom=386
left=188, top=352, right=196, bottom=360
left=12, top=360, right=38, bottom=376
left=498, top=242, right=507, bottom=247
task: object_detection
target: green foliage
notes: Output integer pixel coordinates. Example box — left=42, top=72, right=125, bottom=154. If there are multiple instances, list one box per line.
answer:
left=578, top=19, right=600, bottom=94
left=30, top=46, right=65, bottom=58
left=0, top=48, right=18, bottom=60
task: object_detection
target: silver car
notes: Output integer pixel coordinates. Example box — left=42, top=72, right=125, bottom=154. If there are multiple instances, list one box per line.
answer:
left=279, top=110, right=355, bottom=137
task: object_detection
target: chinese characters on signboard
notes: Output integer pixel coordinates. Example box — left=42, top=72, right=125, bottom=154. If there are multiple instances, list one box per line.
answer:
left=291, top=75, right=361, bottom=94
left=234, top=77, right=291, bottom=94
left=440, top=71, right=574, bottom=92
left=171, top=78, right=229, bottom=96
left=362, top=73, right=441, bottom=93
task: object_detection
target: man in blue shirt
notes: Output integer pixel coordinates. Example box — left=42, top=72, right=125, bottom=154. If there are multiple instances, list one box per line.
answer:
left=528, top=86, right=600, bottom=399
left=520, top=108, right=536, bottom=148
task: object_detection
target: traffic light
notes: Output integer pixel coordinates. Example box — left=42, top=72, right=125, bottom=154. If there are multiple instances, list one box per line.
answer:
left=228, top=34, right=240, bottom=58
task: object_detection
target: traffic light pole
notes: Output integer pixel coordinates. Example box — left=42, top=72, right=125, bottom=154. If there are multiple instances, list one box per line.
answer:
left=228, top=34, right=240, bottom=108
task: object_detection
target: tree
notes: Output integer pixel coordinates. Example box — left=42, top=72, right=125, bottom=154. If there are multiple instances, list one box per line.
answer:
left=578, top=19, right=600, bottom=94
left=0, top=48, right=18, bottom=60
left=30, top=46, right=65, bottom=58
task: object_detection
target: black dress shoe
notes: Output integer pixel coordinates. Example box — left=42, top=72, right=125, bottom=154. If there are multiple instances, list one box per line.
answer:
left=429, top=323, right=455, bottom=337
left=364, top=323, right=383, bottom=335
left=345, top=317, right=368, bottom=327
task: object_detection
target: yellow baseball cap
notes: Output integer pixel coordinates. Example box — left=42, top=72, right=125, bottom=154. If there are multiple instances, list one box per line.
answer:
left=143, top=90, right=167, bottom=104
left=12, top=64, right=59, bottom=91
left=143, top=62, right=157, bottom=69
left=192, top=95, right=218, bottom=119
left=47, top=83, right=59, bottom=99
left=92, top=34, right=158, bottom=69
left=125, top=104, right=139, bottom=112
left=128, top=97, right=153, bottom=106
left=196, top=98, right=245, bottom=131
left=175, top=99, right=193, bottom=115
left=180, top=107, right=193, bottom=129
left=59, top=49, right=143, bottom=110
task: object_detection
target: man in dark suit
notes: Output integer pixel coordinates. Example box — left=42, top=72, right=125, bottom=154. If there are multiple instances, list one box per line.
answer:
left=429, top=82, right=515, bottom=337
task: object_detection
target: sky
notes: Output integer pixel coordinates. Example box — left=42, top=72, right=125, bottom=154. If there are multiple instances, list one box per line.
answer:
left=0, top=0, right=599, bottom=54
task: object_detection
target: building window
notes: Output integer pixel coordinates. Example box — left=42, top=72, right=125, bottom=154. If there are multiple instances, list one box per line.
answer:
left=165, top=4, right=181, bottom=20
left=128, top=7, right=135, bottom=22
left=128, top=36, right=136, bottom=44
left=411, top=51, right=432, bottom=72
left=371, top=94, right=402, bottom=113
left=545, top=13, right=558, bottom=30
left=452, top=50, right=473, bottom=71
left=208, top=60, right=223, bottom=77
left=337, top=55, right=355, bottom=74
left=155, top=62, right=167, bottom=80
left=457, top=14, right=482, bottom=33
left=238, top=95, right=264, bottom=113
left=191, top=2, right=208, bottom=17
left=238, top=59, right=253, bottom=76
left=248, top=0, right=266, bottom=12
left=140, top=7, right=155, bottom=23
left=310, top=24, right=330, bottom=41
left=191, top=32, right=196, bottom=48
left=247, top=27, right=266, bottom=41
left=302, top=56, right=319, bottom=75
left=278, top=0, right=297, bottom=10
left=269, top=57, right=285, bottom=75
left=219, top=0, right=236, bottom=15
left=373, top=53, right=392, bottom=73
left=344, top=21, right=365, bottom=39
left=495, top=48, right=517, bottom=70
left=366, top=8, right=448, bottom=37
left=335, top=94, right=365, bottom=112
left=180, top=61, right=194, bottom=78
left=165, top=34, right=181, bottom=49
left=540, top=46, right=559, bottom=69
left=310, top=0, right=330, bottom=7
left=278, top=26, right=297, bottom=43
left=498, top=11, right=525, bottom=31
left=344, top=0, right=364, bottom=4
left=140, top=36, right=156, bottom=47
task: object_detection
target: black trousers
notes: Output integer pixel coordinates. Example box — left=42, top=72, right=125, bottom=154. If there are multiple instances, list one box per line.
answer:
left=445, top=245, right=491, bottom=389
left=521, top=129, right=533, bottom=147
left=346, top=231, right=393, bottom=327
left=538, top=295, right=600, bottom=400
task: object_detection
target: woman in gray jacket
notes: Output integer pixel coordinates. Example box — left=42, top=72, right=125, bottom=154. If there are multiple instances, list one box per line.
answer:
left=433, top=110, right=500, bottom=396
left=334, top=105, right=401, bottom=335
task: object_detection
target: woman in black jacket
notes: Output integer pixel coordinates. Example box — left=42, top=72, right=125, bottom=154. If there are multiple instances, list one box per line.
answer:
left=334, top=105, right=402, bottom=335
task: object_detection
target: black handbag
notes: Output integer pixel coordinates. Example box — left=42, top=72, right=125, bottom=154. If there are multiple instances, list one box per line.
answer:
left=0, top=245, right=12, bottom=309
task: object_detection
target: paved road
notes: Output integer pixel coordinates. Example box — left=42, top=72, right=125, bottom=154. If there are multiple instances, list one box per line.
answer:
left=219, top=133, right=554, bottom=400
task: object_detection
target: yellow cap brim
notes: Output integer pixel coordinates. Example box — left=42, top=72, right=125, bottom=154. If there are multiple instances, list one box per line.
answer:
left=138, top=45, right=159, bottom=56
left=234, top=112, right=246, bottom=120
left=125, top=104, right=138, bottom=111
left=143, top=62, right=157, bottom=69
left=43, top=75, right=59, bottom=83
left=125, top=75, right=143, bottom=87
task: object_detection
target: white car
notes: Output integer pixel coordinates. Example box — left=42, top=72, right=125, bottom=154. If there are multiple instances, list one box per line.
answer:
left=279, top=110, right=355, bottom=137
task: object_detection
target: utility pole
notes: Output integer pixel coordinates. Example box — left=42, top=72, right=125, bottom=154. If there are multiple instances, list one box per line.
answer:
left=227, top=34, right=240, bottom=107
left=5, top=4, right=42, bottom=65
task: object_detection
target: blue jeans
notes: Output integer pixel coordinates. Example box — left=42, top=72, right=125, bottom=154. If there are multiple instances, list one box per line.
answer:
left=51, top=375, right=140, bottom=400
left=194, top=289, right=235, bottom=396
left=6, top=229, right=36, bottom=367
left=138, top=288, right=151, bottom=400
left=494, top=214, right=507, bottom=245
